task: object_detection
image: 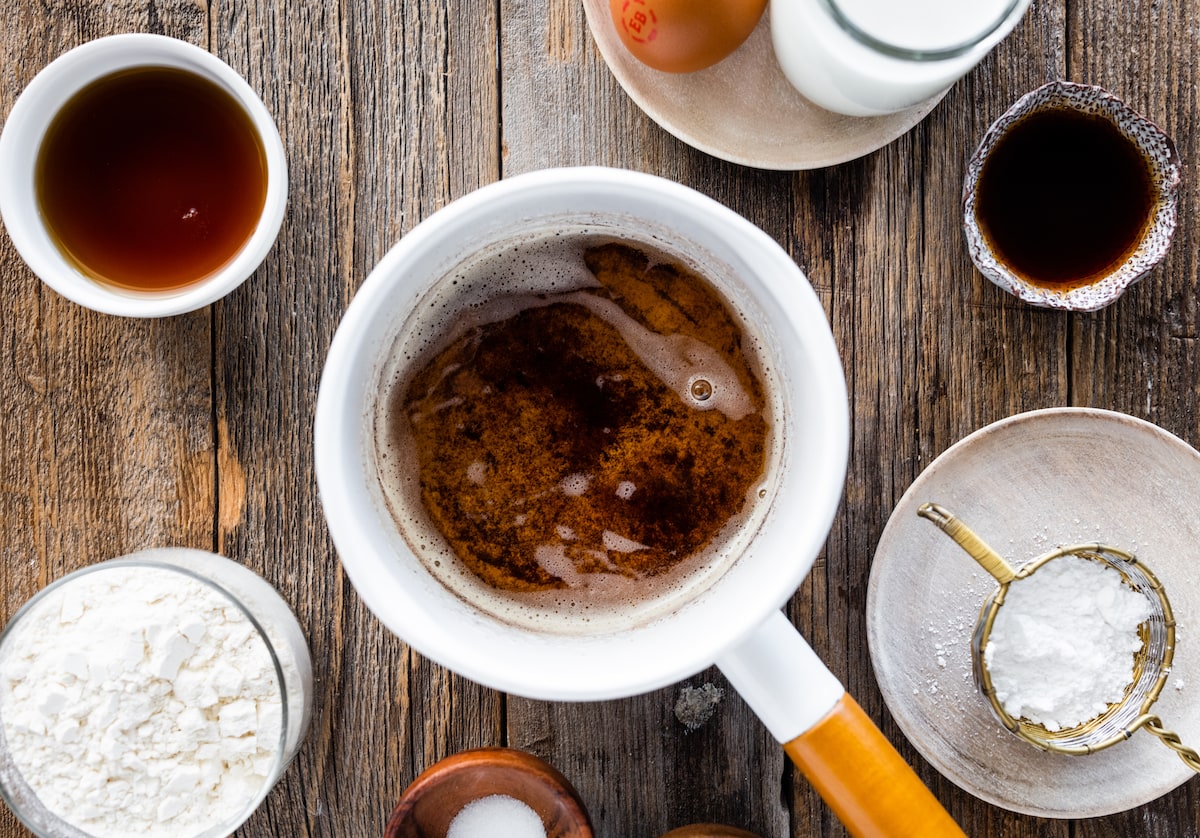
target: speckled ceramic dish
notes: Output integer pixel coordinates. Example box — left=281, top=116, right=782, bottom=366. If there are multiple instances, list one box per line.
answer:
left=867, top=408, right=1200, bottom=817
left=582, top=0, right=942, bottom=170
left=962, top=81, right=1181, bottom=311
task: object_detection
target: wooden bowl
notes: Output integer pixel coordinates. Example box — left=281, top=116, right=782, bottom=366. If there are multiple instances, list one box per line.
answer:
left=659, top=826, right=761, bottom=838
left=384, top=748, right=593, bottom=838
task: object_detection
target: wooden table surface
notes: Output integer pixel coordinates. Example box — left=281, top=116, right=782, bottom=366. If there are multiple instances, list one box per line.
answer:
left=1, top=0, right=1198, bottom=836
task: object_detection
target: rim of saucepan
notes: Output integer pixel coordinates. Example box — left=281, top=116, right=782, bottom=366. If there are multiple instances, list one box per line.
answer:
left=962, top=80, right=1182, bottom=312
left=0, top=33, right=287, bottom=318
left=314, top=167, right=849, bottom=701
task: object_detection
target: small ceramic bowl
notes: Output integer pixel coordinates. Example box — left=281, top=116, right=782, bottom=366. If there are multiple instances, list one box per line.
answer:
left=962, top=80, right=1181, bottom=311
left=0, top=34, right=287, bottom=317
left=384, top=748, right=592, bottom=838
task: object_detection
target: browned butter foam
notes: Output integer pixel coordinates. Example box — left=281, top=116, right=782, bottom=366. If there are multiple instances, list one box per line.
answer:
left=374, top=234, right=779, bottom=633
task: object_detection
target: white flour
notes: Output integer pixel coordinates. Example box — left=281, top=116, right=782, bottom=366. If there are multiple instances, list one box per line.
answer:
left=984, top=555, right=1152, bottom=732
left=0, top=565, right=284, bottom=837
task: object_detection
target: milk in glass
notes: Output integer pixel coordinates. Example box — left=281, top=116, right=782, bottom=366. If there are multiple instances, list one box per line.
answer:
left=771, top=0, right=1032, bottom=116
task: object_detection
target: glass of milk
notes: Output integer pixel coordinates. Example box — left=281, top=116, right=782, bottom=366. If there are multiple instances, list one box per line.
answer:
left=770, top=0, right=1033, bottom=116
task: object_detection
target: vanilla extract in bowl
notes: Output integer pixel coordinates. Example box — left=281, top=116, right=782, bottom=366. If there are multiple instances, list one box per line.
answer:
left=973, top=106, right=1155, bottom=289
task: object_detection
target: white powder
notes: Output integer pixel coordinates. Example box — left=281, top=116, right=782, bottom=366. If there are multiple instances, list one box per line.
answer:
left=0, top=565, right=285, bottom=837
left=984, top=555, right=1152, bottom=732
left=447, top=795, right=546, bottom=838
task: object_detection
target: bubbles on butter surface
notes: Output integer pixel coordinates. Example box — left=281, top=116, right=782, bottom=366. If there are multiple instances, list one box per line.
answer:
left=601, top=530, right=649, bottom=554
left=436, top=287, right=754, bottom=420
left=466, top=461, right=488, bottom=485
left=689, top=376, right=713, bottom=402
left=391, top=234, right=756, bottom=423
left=558, top=473, right=591, bottom=497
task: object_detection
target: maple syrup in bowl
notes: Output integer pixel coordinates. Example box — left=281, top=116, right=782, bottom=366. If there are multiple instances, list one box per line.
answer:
left=963, top=81, right=1181, bottom=311
left=36, top=67, right=267, bottom=293
left=0, top=34, right=286, bottom=317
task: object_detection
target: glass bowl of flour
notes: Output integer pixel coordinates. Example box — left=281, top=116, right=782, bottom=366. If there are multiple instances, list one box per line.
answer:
left=0, top=548, right=313, bottom=837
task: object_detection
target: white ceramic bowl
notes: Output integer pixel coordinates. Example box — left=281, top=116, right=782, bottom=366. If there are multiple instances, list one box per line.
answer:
left=0, top=34, right=287, bottom=317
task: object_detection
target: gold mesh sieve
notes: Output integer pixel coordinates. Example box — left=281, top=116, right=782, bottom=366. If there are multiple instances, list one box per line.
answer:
left=917, top=502, right=1199, bottom=771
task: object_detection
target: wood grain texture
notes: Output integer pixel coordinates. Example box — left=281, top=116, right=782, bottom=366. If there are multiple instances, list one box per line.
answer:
left=1, top=0, right=1199, bottom=835
left=210, top=0, right=503, bottom=834
left=0, top=1, right=213, bottom=835
left=1068, top=0, right=1200, bottom=836
left=779, top=1, right=1074, bottom=832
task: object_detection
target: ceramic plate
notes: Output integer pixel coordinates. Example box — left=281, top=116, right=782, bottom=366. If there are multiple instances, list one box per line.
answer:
left=582, top=1, right=942, bottom=170
left=868, top=408, right=1200, bottom=818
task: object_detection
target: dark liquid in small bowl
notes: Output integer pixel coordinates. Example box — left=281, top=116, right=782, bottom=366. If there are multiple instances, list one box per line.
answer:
left=36, top=66, right=267, bottom=293
left=975, top=108, right=1155, bottom=289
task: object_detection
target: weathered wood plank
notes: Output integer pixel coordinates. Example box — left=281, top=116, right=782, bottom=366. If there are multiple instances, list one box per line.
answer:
left=210, top=0, right=503, bottom=834
left=0, top=2, right=214, bottom=837
left=1070, top=0, right=1200, bottom=835
left=809, top=1, right=1073, bottom=833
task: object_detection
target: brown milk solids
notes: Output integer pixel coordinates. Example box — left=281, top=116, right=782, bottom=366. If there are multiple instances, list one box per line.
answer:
left=376, top=238, right=776, bottom=628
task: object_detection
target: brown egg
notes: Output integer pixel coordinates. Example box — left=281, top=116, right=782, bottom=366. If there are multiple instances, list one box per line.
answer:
left=609, top=0, right=767, bottom=73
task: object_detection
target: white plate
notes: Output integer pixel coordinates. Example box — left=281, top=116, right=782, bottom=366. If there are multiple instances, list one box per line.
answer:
left=868, top=408, right=1200, bottom=818
left=582, top=1, right=942, bottom=170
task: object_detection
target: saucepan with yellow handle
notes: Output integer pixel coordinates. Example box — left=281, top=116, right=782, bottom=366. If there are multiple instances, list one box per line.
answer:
left=315, top=167, right=965, bottom=837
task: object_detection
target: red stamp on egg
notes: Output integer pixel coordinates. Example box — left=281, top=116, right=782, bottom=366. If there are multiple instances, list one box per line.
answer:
left=618, top=0, right=658, bottom=43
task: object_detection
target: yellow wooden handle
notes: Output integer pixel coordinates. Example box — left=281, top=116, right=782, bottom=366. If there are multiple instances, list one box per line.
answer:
left=783, top=694, right=966, bottom=838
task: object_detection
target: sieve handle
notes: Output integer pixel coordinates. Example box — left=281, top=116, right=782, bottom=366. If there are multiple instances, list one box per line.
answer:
left=717, top=612, right=966, bottom=838
left=918, top=502, right=1016, bottom=584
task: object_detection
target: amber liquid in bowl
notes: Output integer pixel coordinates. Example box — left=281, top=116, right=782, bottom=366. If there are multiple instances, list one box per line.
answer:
left=974, top=108, right=1155, bottom=290
left=35, top=66, right=267, bottom=293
